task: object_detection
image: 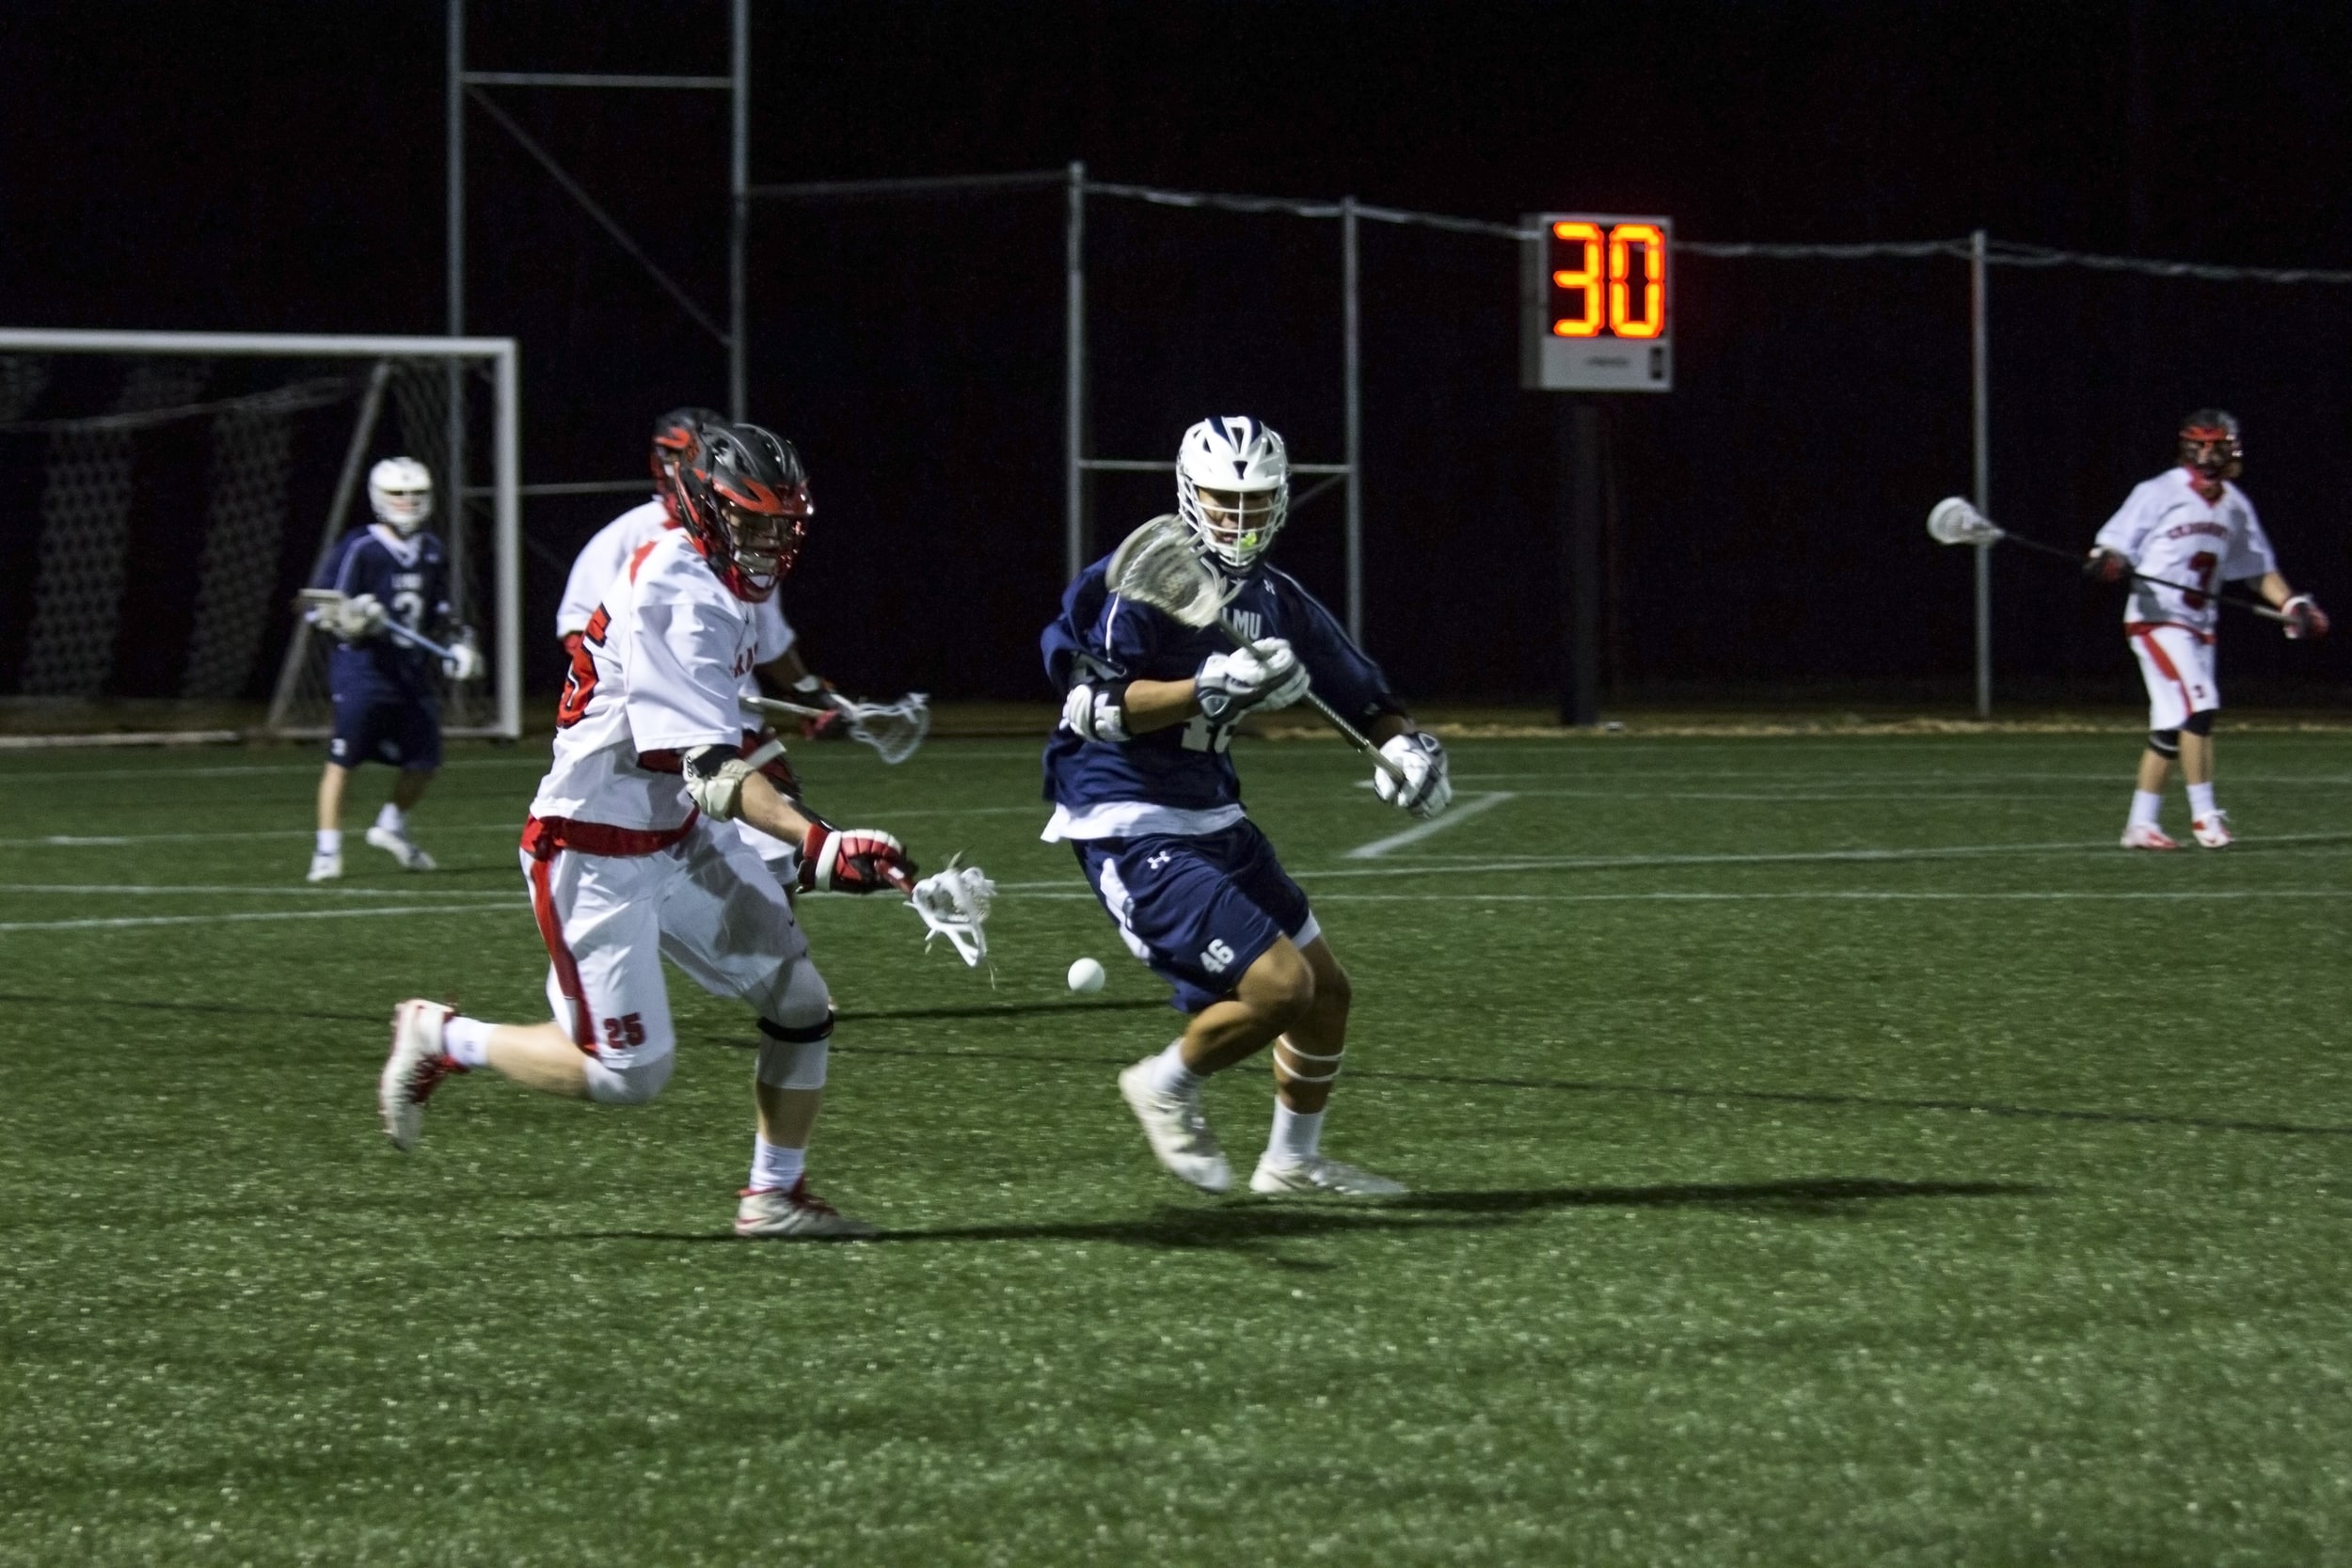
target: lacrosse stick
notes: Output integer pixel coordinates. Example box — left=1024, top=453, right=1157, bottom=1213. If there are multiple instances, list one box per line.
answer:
left=741, top=691, right=930, bottom=764
left=1105, top=515, right=1408, bottom=785
left=294, top=588, right=476, bottom=658
left=896, top=853, right=997, bottom=967
left=1926, top=498, right=2288, bottom=623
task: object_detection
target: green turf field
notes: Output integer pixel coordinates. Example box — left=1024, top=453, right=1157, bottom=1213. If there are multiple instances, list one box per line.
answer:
left=4, top=729, right=2350, bottom=1566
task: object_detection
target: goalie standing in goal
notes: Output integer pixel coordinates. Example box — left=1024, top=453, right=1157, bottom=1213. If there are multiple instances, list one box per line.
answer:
left=2089, top=410, right=2327, bottom=849
left=1042, top=416, right=1452, bottom=1198
left=303, top=457, right=483, bottom=882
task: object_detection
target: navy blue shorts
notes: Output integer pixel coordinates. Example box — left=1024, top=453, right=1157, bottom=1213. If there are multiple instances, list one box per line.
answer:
left=1072, top=820, right=1321, bottom=1013
left=328, top=690, right=441, bottom=770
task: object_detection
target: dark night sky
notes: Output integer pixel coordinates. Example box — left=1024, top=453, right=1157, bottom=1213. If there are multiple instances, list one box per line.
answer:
left=4, top=2, right=2349, bottom=705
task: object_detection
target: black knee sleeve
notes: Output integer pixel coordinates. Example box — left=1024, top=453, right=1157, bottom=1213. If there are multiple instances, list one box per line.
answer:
left=757, top=1011, right=834, bottom=1044
left=2147, top=729, right=2181, bottom=758
left=2182, top=708, right=2217, bottom=737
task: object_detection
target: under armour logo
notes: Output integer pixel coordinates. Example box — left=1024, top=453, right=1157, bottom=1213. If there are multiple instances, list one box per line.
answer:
left=1146, top=851, right=1172, bottom=870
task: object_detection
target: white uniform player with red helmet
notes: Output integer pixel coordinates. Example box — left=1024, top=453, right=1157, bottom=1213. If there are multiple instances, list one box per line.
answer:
left=380, top=421, right=920, bottom=1239
left=2090, top=410, right=2327, bottom=849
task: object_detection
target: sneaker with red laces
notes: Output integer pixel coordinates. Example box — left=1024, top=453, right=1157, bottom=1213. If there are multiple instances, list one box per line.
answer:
left=2121, top=822, right=2181, bottom=850
left=2191, top=810, right=2234, bottom=848
left=735, top=1179, right=878, bottom=1240
left=379, top=999, right=465, bottom=1151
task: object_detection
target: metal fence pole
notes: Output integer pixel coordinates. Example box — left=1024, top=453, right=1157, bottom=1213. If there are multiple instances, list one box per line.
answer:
left=448, top=0, right=464, bottom=340
left=1065, top=160, right=1087, bottom=581
left=1972, top=227, right=1992, bottom=719
left=729, top=0, right=748, bottom=420
left=1343, top=195, right=1363, bottom=644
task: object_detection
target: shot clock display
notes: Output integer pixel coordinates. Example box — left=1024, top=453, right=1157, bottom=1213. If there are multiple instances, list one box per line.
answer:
left=1520, top=214, right=1673, bottom=392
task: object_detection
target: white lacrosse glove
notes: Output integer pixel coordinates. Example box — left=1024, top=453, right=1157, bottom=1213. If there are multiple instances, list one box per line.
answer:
left=441, top=633, right=485, bottom=682
left=1195, top=638, right=1309, bottom=721
left=1374, top=732, right=1451, bottom=819
left=316, top=592, right=388, bottom=642
left=681, top=744, right=758, bottom=821
left=908, top=856, right=996, bottom=966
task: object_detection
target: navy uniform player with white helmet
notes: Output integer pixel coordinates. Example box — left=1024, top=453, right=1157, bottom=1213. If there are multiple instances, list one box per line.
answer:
left=2089, top=409, right=2328, bottom=849
left=303, top=457, right=484, bottom=881
left=1042, top=416, right=1453, bottom=1196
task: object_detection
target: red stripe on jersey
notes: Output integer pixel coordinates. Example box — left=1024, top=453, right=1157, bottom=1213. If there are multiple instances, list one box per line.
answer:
left=522, top=813, right=698, bottom=859
left=524, top=853, right=596, bottom=1053
left=627, top=539, right=662, bottom=582
left=2129, top=625, right=2199, bottom=717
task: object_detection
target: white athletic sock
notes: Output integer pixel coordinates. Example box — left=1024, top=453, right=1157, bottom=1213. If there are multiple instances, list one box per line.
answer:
left=1138, top=1039, right=1203, bottom=1098
left=751, top=1136, right=806, bottom=1194
left=1268, top=1101, right=1324, bottom=1165
left=2187, top=782, right=2218, bottom=818
left=374, top=802, right=406, bottom=833
left=443, top=1016, right=493, bottom=1069
left=315, top=829, right=342, bottom=855
left=2128, top=790, right=2164, bottom=829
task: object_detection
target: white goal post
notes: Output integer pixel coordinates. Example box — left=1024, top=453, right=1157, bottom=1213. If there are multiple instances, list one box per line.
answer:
left=0, top=328, right=521, bottom=738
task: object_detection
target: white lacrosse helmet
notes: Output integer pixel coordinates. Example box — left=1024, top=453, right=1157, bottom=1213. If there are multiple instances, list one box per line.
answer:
left=1176, top=416, right=1289, bottom=575
left=368, top=457, right=435, bottom=535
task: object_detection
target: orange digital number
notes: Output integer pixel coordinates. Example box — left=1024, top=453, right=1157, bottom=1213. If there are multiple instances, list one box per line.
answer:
left=1609, top=223, right=1665, bottom=339
left=1549, top=220, right=1603, bottom=338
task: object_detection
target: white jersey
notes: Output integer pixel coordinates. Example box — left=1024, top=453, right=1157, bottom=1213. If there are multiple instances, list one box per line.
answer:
left=2093, top=467, right=2277, bottom=637
left=746, top=593, right=796, bottom=697
left=532, top=530, right=758, bottom=833
left=555, top=498, right=673, bottom=640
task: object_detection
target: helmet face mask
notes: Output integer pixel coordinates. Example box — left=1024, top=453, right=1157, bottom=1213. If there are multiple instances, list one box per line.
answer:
left=673, top=421, right=812, bottom=602
left=2178, top=408, right=2242, bottom=483
left=367, top=456, right=434, bottom=535
left=1175, top=416, right=1289, bottom=575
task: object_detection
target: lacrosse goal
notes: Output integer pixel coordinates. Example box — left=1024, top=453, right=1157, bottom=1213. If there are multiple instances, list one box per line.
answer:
left=0, top=329, right=520, bottom=739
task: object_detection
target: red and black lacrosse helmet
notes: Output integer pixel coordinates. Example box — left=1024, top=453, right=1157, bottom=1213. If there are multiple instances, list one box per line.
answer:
left=675, top=420, right=811, bottom=602
left=651, top=406, right=724, bottom=519
left=2178, top=408, right=2242, bottom=483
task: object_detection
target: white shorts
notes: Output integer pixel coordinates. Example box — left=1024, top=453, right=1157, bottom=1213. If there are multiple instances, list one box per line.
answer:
left=2127, top=623, right=2219, bottom=730
left=520, top=816, right=818, bottom=1071
left=735, top=817, right=801, bottom=878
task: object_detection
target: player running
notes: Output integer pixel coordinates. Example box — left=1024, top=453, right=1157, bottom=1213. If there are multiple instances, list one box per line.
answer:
left=380, top=422, right=923, bottom=1239
left=2090, top=409, right=2327, bottom=849
left=303, top=457, right=483, bottom=882
left=1042, top=416, right=1452, bottom=1197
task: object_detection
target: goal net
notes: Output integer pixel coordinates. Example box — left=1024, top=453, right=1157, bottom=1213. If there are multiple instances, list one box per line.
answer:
left=0, top=329, right=519, bottom=739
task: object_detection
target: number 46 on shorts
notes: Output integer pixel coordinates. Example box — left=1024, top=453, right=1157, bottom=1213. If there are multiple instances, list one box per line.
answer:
left=1200, top=939, right=1237, bottom=975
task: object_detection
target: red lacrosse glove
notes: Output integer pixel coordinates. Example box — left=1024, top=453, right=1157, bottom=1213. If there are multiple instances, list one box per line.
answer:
left=2085, top=549, right=2130, bottom=584
left=798, top=823, right=914, bottom=895
left=2282, top=594, right=2329, bottom=641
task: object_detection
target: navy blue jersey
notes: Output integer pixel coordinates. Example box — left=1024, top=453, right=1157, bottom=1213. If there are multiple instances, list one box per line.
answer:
left=1041, top=550, right=1397, bottom=824
left=314, top=524, right=453, bottom=699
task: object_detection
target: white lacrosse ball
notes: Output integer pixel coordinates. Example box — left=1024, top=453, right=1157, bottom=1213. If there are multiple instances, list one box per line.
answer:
left=1067, top=958, right=1106, bottom=994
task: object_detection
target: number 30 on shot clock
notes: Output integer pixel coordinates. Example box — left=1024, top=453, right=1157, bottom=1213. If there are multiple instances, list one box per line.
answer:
left=1520, top=214, right=1672, bottom=392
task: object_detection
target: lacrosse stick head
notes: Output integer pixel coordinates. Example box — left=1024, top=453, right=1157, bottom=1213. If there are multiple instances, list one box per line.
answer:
left=1105, top=515, right=1238, bottom=630
left=841, top=692, right=930, bottom=765
left=1927, top=497, right=2004, bottom=547
left=907, top=854, right=995, bottom=967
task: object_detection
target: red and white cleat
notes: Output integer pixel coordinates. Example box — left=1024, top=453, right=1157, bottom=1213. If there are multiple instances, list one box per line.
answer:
left=2191, top=810, right=2234, bottom=848
left=379, top=999, right=464, bottom=1151
left=734, top=1180, right=878, bottom=1240
left=2120, top=822, right=2181, bottom=850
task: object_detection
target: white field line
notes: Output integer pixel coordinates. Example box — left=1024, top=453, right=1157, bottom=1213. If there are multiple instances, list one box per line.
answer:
left=994, top=888, right=2352, bottom=905
left=1341, top=831, right=2352, bottom=877
left=0, top=882, right=516, bottom=897
left=1343, top=791, right=1518, bottom=860
left=0, top=804, right=1041, bottom=850
left=0, top=902, right=522, bottom=934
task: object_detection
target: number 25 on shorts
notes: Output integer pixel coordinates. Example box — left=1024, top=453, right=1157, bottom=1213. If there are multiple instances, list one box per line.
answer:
left=601, top=1012, right=645, bottom=1049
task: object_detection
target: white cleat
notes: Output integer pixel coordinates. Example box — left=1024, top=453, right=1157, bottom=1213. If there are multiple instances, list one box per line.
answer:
left=366, top=824, right=437, bottom=871
left=1249, top=1154, right=1408, bottom=1197
left=2191, top=811, right=2234, bottom=848
left=1118, top=1058, right=1232, bottom=1194
left=734, top=1180, right=879, bottom=1240
left=306, top=850, right=343, bottom=882
left=379, top=998, right=461, bottom=1151
left=2121, top=822, right=2181, bottom=850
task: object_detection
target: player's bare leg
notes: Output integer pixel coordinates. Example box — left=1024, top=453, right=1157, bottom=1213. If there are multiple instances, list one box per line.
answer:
left=2123, top=741, right=2182, bottom=849
left=1252, top=937, right=1404, bottom=1196
left=2180, top=726, right=2232, bottom=846
left=367, top=767, right=438, bottom=872
left=1119, top=941, right=1312, bottom=1194
left=309, top=762, right=352, bottom=880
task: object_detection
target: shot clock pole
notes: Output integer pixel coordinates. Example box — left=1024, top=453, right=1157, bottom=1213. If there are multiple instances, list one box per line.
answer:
left=1523, top=213, right=1672, bottom=731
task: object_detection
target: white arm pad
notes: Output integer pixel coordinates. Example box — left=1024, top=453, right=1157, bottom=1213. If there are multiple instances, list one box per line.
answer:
left=1061, top=682, right=1130, bottom=743
left=681, top=745, right=757, bottom=821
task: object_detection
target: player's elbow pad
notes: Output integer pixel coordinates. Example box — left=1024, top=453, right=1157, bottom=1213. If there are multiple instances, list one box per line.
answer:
left=681, top=743, right=756, bottom=821
left=1061, top=680, right=1131, bottom=743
